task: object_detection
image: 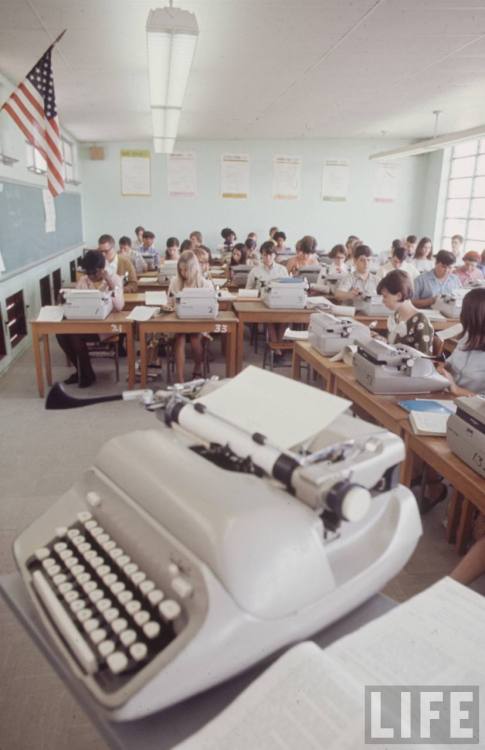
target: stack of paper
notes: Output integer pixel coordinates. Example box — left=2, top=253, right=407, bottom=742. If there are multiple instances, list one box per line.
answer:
left=237, top=289, right=259, bottom=299
left=127, top=306, right=159, bottom=322
left=409, top=411, right=450, bottom=436
left=36, top=306, right=64, bottom=322
left=138, top=277, right=157, bottom=284
left=283, top=327, right=309, bottom=341
left=307, top=297, right=355, bottom=317
left=144, top=291, right=167, bottom=306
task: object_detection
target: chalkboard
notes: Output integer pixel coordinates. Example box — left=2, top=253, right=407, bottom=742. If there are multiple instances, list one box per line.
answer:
left=0, top=181, right=83, bottom=274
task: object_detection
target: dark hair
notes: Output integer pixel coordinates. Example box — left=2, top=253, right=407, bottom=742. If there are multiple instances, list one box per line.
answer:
left=392, top=245, right=407, bottom=263
left=199, top=244, right=212, bottom=261
left=135, top=226, right=144, bottom=235
left=143, top=231, right=155, bottom=240
left=299, top=235, right=317, bottom=255
left=80, top=250, right=106, bottom=275
left=353, top=244, right=372, bottom=259
left=452, top=234, right=464, bottom=243
left=329, top=244, right=346, bottom=258
left=230, top=244, right=247, bottom=266
left=260, top=240, right=276, bottom=256
left=180, top=239, right=192, bottom=252
left=415, top=237, right=433, bottom=259
left=377, top=270, right=413, bottom=301
left=245, top=238, right=257, bottom=251
left=98, top=234, right=115, bottom=247
left=221, top=227, right=235, bottom=240
left=463, top=251, right=480, bottom=263
left=119, top=236, right=131, bottom=247
left=392, top=238, right=404, bottom=252
left=406, top=234, right=417, bottom=244
left=190, top=230, right=203, bottom=243
left=346, top=235, right=358, bottom=244
left=460, top=288, right=485, bottom=351
left=435, top=250, right=456, bottom=267
left=273, top=231, right=287, bottom=242
left=269, top=226, right=278, bottom=236
left=166, top=237, right=179, bottom=248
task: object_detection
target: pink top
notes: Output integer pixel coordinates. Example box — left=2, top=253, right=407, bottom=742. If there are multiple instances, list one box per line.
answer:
left=76, top=273, right=124, bottom=311
left=454, top=266, right=484, bottom=285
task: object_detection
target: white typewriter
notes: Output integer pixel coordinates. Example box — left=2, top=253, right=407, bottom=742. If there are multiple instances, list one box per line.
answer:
left=158, top=260, right=178, bottom=283
left=353, top=339, right=450, bottom=394
left=296, top=265, right=323, bottom=285
left=229, top=264, right=251, bottom=288
left=14, top=381, right=421, bottom=720
left=308, top=312, right=371, bottom=356
left=312, top=267, right=349, bottom=295
left=354, top=294, right=389, bottom=316
left=175, top=287, right=219, bottom=319
left=61, top=289, right=113, bottom=320
left=433, top=288, right=469, bottom=318
left=262, top=277, right=308, bottom=309
left=447, top=395, right=485, bottom=478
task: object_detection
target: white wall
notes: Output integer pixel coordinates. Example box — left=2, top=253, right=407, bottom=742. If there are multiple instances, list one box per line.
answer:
left=0, top=72, right=84, bottom=376
left=81, top=138, right=431, bottom=254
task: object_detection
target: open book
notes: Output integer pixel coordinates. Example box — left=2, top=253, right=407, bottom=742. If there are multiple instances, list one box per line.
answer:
left=409, top=411, right=450, bottom=436
left=176, top=578, right=485, bottom=749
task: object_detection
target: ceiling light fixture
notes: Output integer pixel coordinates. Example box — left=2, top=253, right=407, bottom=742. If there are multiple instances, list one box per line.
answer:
left=146, top=4, right=198, bottom=155
left=369, top=122, right=485, bottom=161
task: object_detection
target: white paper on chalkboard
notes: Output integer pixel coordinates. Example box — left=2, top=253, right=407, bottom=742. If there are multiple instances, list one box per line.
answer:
left=121, top=150, right=151, bottom=196
left=168, top=152, right=197, bottom=197
left=42, top=189, right=56, bottom=232
left=272, top=155, right=301, bottom=200
left=221, top=154, right=249, bottom=198
left=322, top=160, right=350, bottom=202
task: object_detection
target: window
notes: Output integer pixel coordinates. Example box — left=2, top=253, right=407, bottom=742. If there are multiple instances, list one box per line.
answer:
left=39, top=275, right=52, bottom=306
left=441, top=139, right=485, bottom=252
left=61, top=137, right=75, bottom=182
left=70, top=260, right=77, bottom=283
left=5, top=290, right=27, bottom=349
left=52, top=268, right=62, bottom=302
left=25, top=142, right=47, bottom=174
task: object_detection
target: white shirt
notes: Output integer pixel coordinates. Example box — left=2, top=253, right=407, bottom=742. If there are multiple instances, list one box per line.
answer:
left=246, top=262, right=288, bottom=289
left=336, top=271, right=377, bottom=297
left=412, top=258, right=434, bottom=273
left=447, top=338, right=485, bottom=394
left=377, top=260, right=419, bottom=283
left=105, top=254, right=119, bottom=277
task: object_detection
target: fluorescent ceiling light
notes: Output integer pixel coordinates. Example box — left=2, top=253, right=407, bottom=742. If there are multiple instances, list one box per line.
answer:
left=369, top=123, right=485, bottom=161
left=146, top=6, right=198, bottom=155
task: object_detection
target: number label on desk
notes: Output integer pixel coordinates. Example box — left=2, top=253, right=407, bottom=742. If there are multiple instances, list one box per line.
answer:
left=214, top=324, right=227, bottom=334
left=110, top=325, right=123, bottom=333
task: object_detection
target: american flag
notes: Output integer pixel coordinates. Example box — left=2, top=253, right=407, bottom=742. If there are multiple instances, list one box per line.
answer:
left=1, top=46, right=64, bottom=196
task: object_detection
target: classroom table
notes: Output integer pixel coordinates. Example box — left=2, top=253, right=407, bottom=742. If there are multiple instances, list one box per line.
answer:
left=124, top=293, right=147, bottom=310
left=233, top=301, right=313, bottom=372
left=137, top=311, right=238, bottom=386
left=30, top=313, right=136, bottom=398
left=291, top=341, right=351, bottom=394
left=333, top=369, right=453, bottom=436
left=136, top=279, right=169, bottom=292
left=400, top=421, right=485, bottom=554
left=0, top=572, right=394, bottom=750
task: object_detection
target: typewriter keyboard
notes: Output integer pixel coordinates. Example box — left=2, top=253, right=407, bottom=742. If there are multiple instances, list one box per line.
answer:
left=27, top=511, right=183, bottom=691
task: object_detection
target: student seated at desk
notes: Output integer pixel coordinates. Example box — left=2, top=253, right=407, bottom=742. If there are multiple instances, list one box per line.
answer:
left=141, top=230, right=161, bottom=268
left=133, top=225, right=144, bottom=251
left=98, top=234, right=138, bottom=292
left=405, top=234, right=418, bottom=259
left=168, top=250, right=213, bottom=382
left=334, top=244, right=377, bottom=302
left=189, top=230, right=203, bottom=251
left=436, top=288, right=485, bottom=395
left=165, top=236, right=180, bottom=261
left=411, top=236, right=434, bottom=273
left=229, top=243, right=248, bottom=267
left=412, top=250, right=461, bottom=308
left=273, top=231, right=291, bottom=256
left=57, top=251, right=124, bottom=388
left=246, top=241, right=288, bottom=288
left=377, top=270, right=434, bottom=354
left=454, top=251, right=484, bottom=286
left=451, top=233, right=464, bottom=263
left=286, top=235, right=318, bottom=275
left=219, top=227, right=237, bottom=262
left=344, top=235, right=360, bottom=261
left=194, top=245, right=211, bottom=277
left=316, top=244, right=349, bottom=283
left=377, top=245, right=419, bottom=284
left=245, top=237, right=260, bottom=267
left=119, top=235, right=145, bottom=275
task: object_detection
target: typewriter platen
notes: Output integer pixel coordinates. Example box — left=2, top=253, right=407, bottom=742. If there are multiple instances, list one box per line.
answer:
left=14, top=382, right=422, bottom=720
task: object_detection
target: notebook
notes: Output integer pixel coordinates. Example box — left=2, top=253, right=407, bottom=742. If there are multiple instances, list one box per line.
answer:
left=175, top=578, right=485, bottom=749
left=409, top=410, right=450, bottom=436
left=36, top=305, right=64, bottom=322
left=144, top=291, right=167, bottom=306
left=398, top=399, right=456, bottom=415
left=127, top=306, right=159, bottom=322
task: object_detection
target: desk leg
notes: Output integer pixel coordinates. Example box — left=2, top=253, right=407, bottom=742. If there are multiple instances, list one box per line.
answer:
left=327, top=373, right=335, bottom=394
left=139, top=329, right=148, bottom=388
left=125, top=325, right=135, bottom=389
left=456, top=497, right=474, bottom=555
left=400, top=435, right=416, bottom=487
left=236, top=319, right=245, bottom=373
left=32, top=330, right=44, bottom=398
left=447, top=489, right=461, bottom=545
left=292, top=350, right=301, bottom=380
left=226, top=325, right=236, bottom=377
left=43, top=334, right=52, bottom=386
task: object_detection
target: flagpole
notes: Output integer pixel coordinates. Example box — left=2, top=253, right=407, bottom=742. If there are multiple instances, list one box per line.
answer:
left=51, top=29, right=67, bottom=49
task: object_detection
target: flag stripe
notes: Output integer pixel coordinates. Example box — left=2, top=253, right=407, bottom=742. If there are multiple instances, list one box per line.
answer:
left=9, top=94, right=64, bottom=184
left=11, top=90, right=64, bottom=174
left=21, top=81, right=64, bottom=165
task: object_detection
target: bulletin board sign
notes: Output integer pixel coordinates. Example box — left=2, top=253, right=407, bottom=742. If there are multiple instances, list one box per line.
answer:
left=221, top=154, right=249, bottom=199
left=121, top=150, right=151, bottom=196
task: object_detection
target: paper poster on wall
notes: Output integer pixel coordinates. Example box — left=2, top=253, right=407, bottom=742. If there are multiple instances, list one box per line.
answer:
left=373, top=161, right=399, bottom=203
left=121, top=149, right=151, bottom=196
left=322, top=160, right=350, bottom=202
left=167, top=152, right=197, bottom=197
left=42, top=188, right=56, bottom=232
left=272, top=155, right=301, bottom=200
left=221, top=154, right=249, bottom=199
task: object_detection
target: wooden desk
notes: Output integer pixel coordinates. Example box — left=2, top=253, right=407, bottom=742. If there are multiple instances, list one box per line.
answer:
left=233, top=301, right=313, bottom=372
left=400, top=421, right=484, bottom=553
left=124, top=293, right=146, bottom=310
left=137, top=279, right=169, bottom=292
left=138, top=312, right=238, bottom=386
left=30, top=313, right=136, bottom=398
left=292, top=341, right=351, bottom=394
left=333, top=369, right=452, bottom=436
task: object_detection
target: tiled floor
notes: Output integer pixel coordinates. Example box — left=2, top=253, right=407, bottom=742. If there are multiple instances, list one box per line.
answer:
left=0, top=338, right=475, bottom=749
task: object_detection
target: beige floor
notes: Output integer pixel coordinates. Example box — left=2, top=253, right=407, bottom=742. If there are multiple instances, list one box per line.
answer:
left=0, top=335, right=474, bottom=749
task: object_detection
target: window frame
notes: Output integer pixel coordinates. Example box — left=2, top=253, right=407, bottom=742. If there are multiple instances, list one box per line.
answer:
left=441, top=139, right=485, bottom=252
